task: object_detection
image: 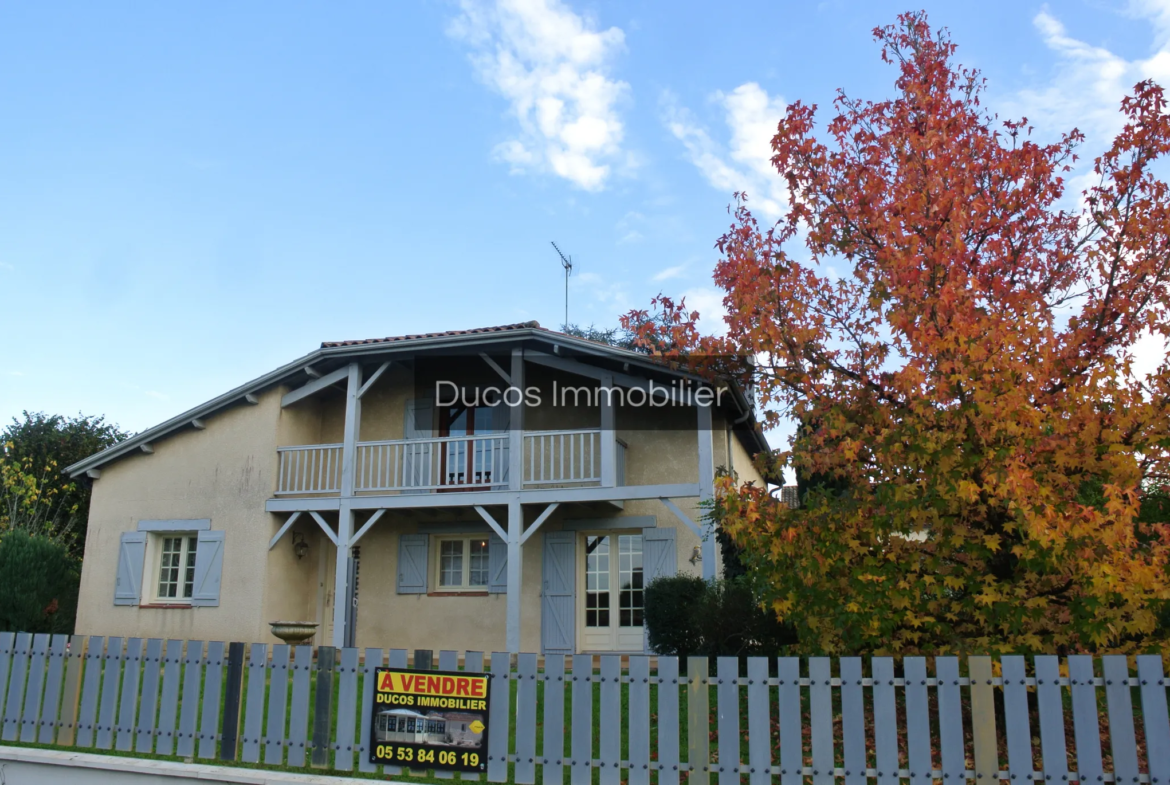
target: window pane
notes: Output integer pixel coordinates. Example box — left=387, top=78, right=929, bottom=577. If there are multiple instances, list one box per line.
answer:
left=440, top=540, right=464, bottom=586
left=618, top=535, right=644, bottom=627
left=585, top=536, right=610, bottom=627
left=468, top=539, right=489, bottom=586
left=158, top=536, right=182, bottom=599
left=183, top=536, right=198, bottom=598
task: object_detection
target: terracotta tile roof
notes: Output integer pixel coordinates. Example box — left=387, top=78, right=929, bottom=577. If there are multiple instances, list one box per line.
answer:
left=321, top=321, right=545, bottom=348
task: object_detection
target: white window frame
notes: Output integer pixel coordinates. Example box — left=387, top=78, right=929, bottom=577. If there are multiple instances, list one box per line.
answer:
left=431, top=535, right=490, bottom=592
left=144, top=531, right=199, bottom=605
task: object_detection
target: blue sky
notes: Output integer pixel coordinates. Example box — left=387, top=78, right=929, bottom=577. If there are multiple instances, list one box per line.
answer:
left=1, top=0, right=1167, bottom=436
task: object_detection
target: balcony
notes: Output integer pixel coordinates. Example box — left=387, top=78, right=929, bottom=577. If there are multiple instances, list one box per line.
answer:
left=274, top=429, right=624, bottom=496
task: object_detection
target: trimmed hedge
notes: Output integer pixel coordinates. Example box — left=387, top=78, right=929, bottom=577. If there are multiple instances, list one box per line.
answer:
left=0, top=529, right=80, bottom=634
left=644, top=573, right=797, bottom=658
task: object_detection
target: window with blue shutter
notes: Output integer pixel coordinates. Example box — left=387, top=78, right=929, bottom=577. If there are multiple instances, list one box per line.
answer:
left=114, top=532, right=147, bottom=606
left=397, top=533, right=429, bottom=594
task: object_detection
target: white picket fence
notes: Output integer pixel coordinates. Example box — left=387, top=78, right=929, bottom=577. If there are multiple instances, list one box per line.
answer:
left=0, top=631, right=1168, bottom=785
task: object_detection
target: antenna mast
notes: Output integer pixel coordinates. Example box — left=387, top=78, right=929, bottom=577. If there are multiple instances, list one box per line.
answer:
left=551, top=241, right=573, bottom=327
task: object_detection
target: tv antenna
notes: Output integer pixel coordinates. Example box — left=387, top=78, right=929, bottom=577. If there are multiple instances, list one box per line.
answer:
left=551, top=241, right=573, bottom=327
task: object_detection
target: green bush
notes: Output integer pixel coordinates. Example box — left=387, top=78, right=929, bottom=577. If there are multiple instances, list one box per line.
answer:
left=0, top=529, right=80, bottom=634
left=644, top=574, right=707, bottom=659
left=645, top=573, right=797, bottom=658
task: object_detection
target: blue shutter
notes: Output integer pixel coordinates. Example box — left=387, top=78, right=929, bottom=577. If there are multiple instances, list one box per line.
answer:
left=541, top=532, right=575, bottom=655
left=642, top=527, right=676, bottom=652
left=114, top=532, right=147, bottom=606
left=643, top=527, right=676, bottom=582
left=488, top=535, right=507, bottom=594
left=397, top=534, right=428, bottom=594
left=190, top=530, right=225, bottom=607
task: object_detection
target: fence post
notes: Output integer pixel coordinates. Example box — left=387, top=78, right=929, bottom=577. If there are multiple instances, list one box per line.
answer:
left=55, top=634, right=85, bottom=747
left=219, top=641, right=245, bottom=761
left=311, top=645, right=336, bottom=768
left=968, top=656, right=998, bottom=784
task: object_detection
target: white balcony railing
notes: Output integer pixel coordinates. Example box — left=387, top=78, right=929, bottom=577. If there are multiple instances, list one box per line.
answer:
left=275, top=429, right=620, bottom=496
left=356, top=433, right=509, bottom=492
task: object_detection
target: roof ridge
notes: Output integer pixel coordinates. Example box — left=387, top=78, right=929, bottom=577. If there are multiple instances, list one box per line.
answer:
left=321, top=321, right=543, bottom=348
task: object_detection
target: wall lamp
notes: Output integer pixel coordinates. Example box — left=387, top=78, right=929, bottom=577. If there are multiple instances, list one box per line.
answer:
left=292, top=532, right=309, bottom=560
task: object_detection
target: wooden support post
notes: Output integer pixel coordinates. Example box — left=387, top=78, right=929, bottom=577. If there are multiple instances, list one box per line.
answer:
left=697, top=402, right=716, bottom=580
left=600, top=373, right=616, bottom=487
left=332, top=363, right=361, bottom=648
left=506, top=495, right=522, bottom=653
left=311, top=646, right=335, bottom=768
left=509, top=348, right=524, bottom=492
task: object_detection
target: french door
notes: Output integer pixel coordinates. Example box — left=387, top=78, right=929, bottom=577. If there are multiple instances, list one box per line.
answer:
left=578, top=533, right=645, bottom=651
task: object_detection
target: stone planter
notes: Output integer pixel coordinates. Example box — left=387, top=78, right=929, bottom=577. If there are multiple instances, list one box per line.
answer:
left=268, top=621, right=319, bottom=645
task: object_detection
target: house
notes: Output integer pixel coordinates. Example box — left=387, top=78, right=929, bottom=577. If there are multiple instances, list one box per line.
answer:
left=66, top=322, right=769, bottom=654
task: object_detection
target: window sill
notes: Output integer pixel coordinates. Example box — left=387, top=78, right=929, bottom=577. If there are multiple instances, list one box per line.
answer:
left=137, top=603, right=193, bottom=609
left=426, top=591, right=489, bottom=597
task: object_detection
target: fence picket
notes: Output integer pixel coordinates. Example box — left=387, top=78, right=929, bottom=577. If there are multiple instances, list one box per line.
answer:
left=264, top=644, right=290, bottom=766
left=1137, top=655, right=1170, bottom=785
left=657, top=656, right=681, bottom=785
left=378, top=649, right=409, bottom=776
left=1068, top=655, right=1103, bottom=785
left=810, top=657, right=834, bottom=785
left=19, top=633, right=49, bottom=743
left=241, top=643, right=267, bottom=764
left=872, top=658, right=898, bottom=785
left=542, top=654, right=566, bottom=785
left=286, top=644, right=313, bottom=768
left=745, top=657, right=770, bottom=785
left=687, top=656, right=710, bottom=785
left=55, top=634, right=85, bottom=746
left=903, top=657, right=932, bottom=785
left=176, top=640, right=204, bottom=758
left=487, top=651, right=511, bottom=783
left=515, top=652, right=539, bottom=785
left=435, top=650, right=459, bottom=781
left=197, top=641, right=225, bottom=759
left=1102, top=655, right=1140, bottom=785
left=134, top=638, right=163, bottom=752
left=75, top=635, right=104, bottom=748
left=115, top=638, right=143, bottom=751
left=94, top=636, right=123, bottom=750
left=968, top=656, right=998, bottom=783
left=599, top=655, right=621, bottom=785
left=840, top=657, right=865, bottom=785
left=221, top=641, right=246, bottom=762
left=465, top=651, right=485, bottom=783
left=628, top=656, right=651, bottom=785
left=1001, top=655, right=1034, bottom=782
left=2, top=632, right=32, bottom=741
left=38, top=635, right=68, bottom=744
left=334, top=646, right=360, bottom=772
left=571, top=654, right=593, bottom=785
left=936, top=657, right=965, bottom=784
left=1035, top=656, right=1070, bottom=782
left=356, top=647, right=384, bottom=774
left=717, top=656, right=740, bottom=785
left=0, top=632, right=14, bottom=723
left=156, top=639, right=183, bottom=756
left=777, top=657, right=802, bottom=785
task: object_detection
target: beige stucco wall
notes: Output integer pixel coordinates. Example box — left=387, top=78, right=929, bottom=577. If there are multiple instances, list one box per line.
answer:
left=77, top=389, right=286, bottom=643
left=76, top=359, right=766, bottom=651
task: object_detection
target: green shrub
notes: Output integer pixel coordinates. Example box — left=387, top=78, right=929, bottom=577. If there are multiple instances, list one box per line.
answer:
left=645, top=573, right=797, bottom=658
left=644, top=574, right=707, bottom=659
left=0, top=529, right=80, bottom=634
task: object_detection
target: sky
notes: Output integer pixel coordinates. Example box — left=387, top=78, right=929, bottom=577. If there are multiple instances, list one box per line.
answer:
left=1, top=0, right=1168, bottom=439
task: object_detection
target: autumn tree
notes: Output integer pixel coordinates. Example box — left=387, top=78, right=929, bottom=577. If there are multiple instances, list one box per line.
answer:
left=628, top=13, right=1170, bottom=653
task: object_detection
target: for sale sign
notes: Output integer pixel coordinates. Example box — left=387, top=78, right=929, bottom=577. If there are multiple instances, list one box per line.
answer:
left=368, top=667, right=490, bottom=772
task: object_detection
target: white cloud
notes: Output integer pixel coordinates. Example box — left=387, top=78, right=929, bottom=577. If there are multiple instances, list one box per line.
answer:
left=652, top=264, right=686, bottom=282
left=449, top=0, right=630, bottom=191
left=681, top=286, right=728, bottom=336
left=145, top=390, right=170, bottom=401
left=664, top=83, right=788, bottom=221
left=7, top=370, right=24, bottom=377
left=0, top=261, right=13, bottom=271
